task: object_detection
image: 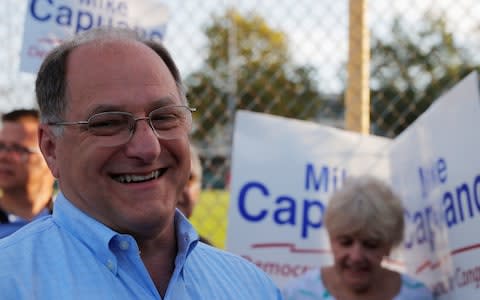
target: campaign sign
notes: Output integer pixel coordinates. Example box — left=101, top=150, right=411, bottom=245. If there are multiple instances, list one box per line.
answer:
left=390, top=71, right=480, bottom=299
left=20, top=0, right=169, bottom=73
left=226, top=110, right=391, bottom=286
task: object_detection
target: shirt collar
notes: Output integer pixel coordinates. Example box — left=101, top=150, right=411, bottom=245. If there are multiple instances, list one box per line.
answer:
left=174, top=209, right=200, bottom=258
left=52, top=192, right=118, bottom=267
left=52, top=193, right=200, bottom=267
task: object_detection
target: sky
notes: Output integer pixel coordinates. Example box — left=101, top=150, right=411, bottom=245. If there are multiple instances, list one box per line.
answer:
left=0, top=0, right=479, bottom=113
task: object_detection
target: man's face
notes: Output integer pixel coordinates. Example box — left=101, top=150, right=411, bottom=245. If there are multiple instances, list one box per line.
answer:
left=0, top=119, right=48, bottom=192
left=40, top=40, right=191, bottom=236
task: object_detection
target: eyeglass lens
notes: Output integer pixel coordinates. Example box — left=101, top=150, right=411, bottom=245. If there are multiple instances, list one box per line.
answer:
left=0, top=142, right=34, bottom=161
left=86, top=106, right=192, bottom=147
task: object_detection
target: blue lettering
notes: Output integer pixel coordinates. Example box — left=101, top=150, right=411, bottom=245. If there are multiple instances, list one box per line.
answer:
left=106, top=1, right=117, bottom=12
left=444, top=181, right=480, bottom=227
left=425, top=205, right=436, bottom=251
left=236, top=181, right=328, bottom=239
left=305, top=163, right=346, bottom=193
left=29, top=1, right=164, bottom=40
left=305, top=164, right=328, bottom=192
left=238, top=181, right=269, bottom=222
left=418, top=157, right=448, bottom=199
left=147, top=29, right=165, bottom=42
left=444, top=191, right=457, bottom=228
left=273, top=196, right=296, bottom=225
left=404, top=205, right=437, bottom=252
left=475, top=175, right=480, bottom=210
left=405, top=173, right=480, bottom=253
left=79, top=0, right=128, bottom=16
left=457, top=183, right=473, bottom=219
left=95, top=14, right=115, bottom=28
left=56, top=6, right=73, bottom=27
left=438, top=158, right=447, bottom=183
left=31, top=0, right=52, bottom=22
left=117, top=2, right=128, bottom=16
left=301, top=199, right=324, bottom=239
left=414, top=211, right=427, bottom=244
left=76, top=10, right=94, bottom=33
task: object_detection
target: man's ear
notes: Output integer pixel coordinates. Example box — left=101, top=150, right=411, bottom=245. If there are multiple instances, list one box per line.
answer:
left=39, top=124, right=60, bottom=178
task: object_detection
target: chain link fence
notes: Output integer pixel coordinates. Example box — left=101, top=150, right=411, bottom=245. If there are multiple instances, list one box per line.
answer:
left=1, top=0, right=479, bottom=247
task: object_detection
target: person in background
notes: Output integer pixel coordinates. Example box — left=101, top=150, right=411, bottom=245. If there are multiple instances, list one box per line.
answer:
left=0, top=109, right=55, bottom=238
left=176, top=144, right=212, bottom=245
left=282, top=175, right=434, bottom=300
left=0, top=27, right=282, bottom=299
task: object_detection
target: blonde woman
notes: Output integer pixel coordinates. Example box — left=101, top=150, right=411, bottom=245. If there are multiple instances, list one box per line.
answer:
left=283, top=176, right=434, bottom=300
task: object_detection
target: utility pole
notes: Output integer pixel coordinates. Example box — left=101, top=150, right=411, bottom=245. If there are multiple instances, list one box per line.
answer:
left=345, top=0, right=370, bottom=134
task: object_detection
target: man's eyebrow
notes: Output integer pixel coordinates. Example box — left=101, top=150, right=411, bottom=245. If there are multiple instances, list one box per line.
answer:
left=83, top=96, right=180, bottom=116
left=86, top=105, right=127, bottom=116
left=148, top=96, right=179, bottom=110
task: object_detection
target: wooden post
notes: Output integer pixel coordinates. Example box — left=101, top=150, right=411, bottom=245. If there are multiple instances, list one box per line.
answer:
left=345, top=0, right=370, bottom=134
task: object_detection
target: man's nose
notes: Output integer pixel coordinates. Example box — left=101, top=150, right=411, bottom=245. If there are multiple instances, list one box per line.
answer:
left=124, top=118, right=161, bottom=161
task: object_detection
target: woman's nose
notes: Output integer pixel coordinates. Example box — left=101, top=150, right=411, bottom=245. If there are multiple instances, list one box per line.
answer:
left=349, top=242, right=366, bottom=261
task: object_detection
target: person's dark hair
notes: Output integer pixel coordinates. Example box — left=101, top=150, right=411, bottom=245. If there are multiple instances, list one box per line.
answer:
left=35, top=27, right=187, bottom=123
left=2, top=109, right=40, bottom=122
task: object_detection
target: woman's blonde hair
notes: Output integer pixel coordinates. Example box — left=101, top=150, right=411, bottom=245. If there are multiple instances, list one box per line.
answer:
left=324, top=175, right=405, bottom=248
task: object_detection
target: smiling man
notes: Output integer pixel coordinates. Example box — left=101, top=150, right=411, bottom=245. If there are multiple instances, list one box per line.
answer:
left=0, top=28, right=282, bottom=299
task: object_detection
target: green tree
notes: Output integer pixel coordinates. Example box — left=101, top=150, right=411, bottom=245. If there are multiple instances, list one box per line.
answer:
left=370, top=15, right=479, bottom=137
left=186, top=10, right=327, bottom=141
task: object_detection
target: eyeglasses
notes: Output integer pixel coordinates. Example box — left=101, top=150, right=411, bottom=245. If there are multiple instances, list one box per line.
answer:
left=48, top=105, right=196, bottom=147
left=0, top=142, right=40, bottom=162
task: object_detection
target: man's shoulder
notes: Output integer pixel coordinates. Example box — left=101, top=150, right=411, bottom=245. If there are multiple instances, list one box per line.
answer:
left=0, top=217, right=60, bottom=283
left=185, top=243, right=282, bottom=297
left=0, top=216, right=57, bottom=252
left=191, top=242, right=255, bottom=266
left=188, top=243, right=275, bottom=281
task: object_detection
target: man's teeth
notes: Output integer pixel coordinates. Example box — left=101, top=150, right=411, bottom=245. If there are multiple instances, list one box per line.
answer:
left=115, top=170, right=160, bottom=183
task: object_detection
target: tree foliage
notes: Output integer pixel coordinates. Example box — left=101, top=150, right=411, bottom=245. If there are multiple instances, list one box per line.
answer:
left=370, top=15, right=479, bottom=137
left=186, top=10, right=326, bottom=140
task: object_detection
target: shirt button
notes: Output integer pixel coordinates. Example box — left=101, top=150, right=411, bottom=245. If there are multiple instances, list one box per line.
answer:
left=119, top=240, right=130, bottom=250
left=106, top=259, right=114, bottom=271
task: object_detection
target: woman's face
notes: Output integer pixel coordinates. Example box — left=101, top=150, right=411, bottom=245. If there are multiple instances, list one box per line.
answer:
left=330, top=232, right=391, bottom=292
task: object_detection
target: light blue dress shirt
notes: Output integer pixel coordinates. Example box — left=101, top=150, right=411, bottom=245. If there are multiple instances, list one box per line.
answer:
left=0, top=208, right=50, bottom=238
left=0, top=192, right=283, bottom=299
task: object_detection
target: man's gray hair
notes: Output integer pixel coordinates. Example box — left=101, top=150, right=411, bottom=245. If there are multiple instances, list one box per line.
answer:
left=35, top=27, right=187, bottom=124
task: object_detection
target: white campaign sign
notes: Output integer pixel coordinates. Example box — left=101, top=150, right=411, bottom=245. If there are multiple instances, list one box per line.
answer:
left=226, top=110, right=391, bottom=287
left=20, top=0, right=169, bottom=73
left=390, top=71, right=480, bottom=299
